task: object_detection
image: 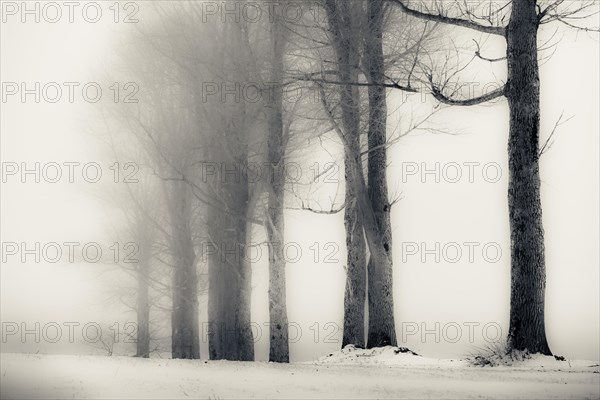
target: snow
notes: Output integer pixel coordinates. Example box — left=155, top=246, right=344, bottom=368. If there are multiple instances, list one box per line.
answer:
left=1, top=348, right=598, bottom=399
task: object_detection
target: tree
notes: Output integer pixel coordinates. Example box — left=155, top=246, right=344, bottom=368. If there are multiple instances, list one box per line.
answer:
left=363, top=0, right=397, bottom=348
left=202, top=12, right=268, bottom=361
left=265, top=2, right=291, bottom=363
left=322, top=0, right=370, bottom=348
left=387, top=0, right=598, bottom=355
left=94, top=116, right=185, bottom=359
left=126, top=4, right=262, bottom=361
left=127, top=188, right=157, bottom=358
left=165, top=178, right=200, bottom=359
left=318, top=0, right=434, bottom=349
left=103, top=5, right=209, bottom=358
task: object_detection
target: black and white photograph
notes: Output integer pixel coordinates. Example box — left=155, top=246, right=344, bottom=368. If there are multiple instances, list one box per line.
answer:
left=1, top=0, right=599, bottom=398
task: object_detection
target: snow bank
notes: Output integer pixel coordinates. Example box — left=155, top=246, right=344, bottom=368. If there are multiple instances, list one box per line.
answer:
left=315, top=345, right=446, bottom=366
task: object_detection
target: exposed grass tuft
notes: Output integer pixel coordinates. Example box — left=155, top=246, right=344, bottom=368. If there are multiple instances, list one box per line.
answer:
left=467, top=340, right=530, bottom=367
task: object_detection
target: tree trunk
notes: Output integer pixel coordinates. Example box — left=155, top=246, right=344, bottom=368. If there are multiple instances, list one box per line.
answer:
left=207, top=181, right=254, bottom=361
left=505, top=0, right=551, bottom=355
left=384, top=0, right=551, bottom=355
left=340, top=60, right=367, bottom=349
left=169, top=180, right=200, bottom=360
left=206, top=20, right=255, bottom=361
left=364, top=0, right=397, bottom=349
left=324, top=0, right=368, bottom=349
left=266, top=12, right=290, bottom=363
left=207, top=209, right=224, bottom=360
left=135, top=255, right=150, bottom=358
left=233, top=179, right=254, bottom=361
left=342, top=172, right=367, bottom=348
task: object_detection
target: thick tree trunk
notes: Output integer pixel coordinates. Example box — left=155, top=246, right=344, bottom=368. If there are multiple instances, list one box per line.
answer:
left=169, top=181, right=200, bottom=360
left=220, top=208, right=244, bottom=361
left=135, top=255, right=150, bottom=358
left=505, top=0, right=551, bottom=355
left=207, top=210, right=224, bottom=360
left=340, top=65, right=367, bottom=349
left=236, top=215, right=254, bottom=361
left=385, top=0, right=550, bottom=355
left=208, top=207, right=236, bottom=360
left=230, top=20, right=255, bottom=362
left=337, top=109, right=397, bottom=351
left=233, top=179, right=254, bottom=361
left=324, top=0, right=368, bottom=349
left=266, top=168, right=289, bottom=362
left=364, top=0, right=397, bottom=349
left=342, top=172, right=367, bottom=348
left=266, top=13, right=290, bottom=363
left=207, top=180, right=254, bottom=361
left=207, top=20, right=255, bottom=361
left=205, top=133, right=254, bottom=361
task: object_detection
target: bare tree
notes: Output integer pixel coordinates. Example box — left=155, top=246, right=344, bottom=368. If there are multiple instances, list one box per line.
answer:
left=363, top=0, right=398, bottom=348
left=202, top=12, right=268, bottom=362
left=265, top=2, right=291, bottom=363
left=103, top=6, right=208, bottom=358
left=386, top=0, right=599, bottom=355
left=322, top=0, right=370, bottom=348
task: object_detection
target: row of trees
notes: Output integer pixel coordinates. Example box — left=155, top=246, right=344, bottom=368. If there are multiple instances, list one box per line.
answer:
left=97, top=0, right=597, bottom=361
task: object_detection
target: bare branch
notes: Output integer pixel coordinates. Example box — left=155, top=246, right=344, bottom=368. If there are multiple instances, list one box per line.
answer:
left=539, top=111, right=574, bottom=157
left=473, top=39, right=507, bottom=62
left=291, top=72, right=418, bottom=93
left=429, top=75, right=506, bottom=106
left=387, top=0, right=506, bottom=36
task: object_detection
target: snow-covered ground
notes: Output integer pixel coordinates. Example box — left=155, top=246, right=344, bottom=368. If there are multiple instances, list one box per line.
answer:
left=1, top=347, right=598, bottom=399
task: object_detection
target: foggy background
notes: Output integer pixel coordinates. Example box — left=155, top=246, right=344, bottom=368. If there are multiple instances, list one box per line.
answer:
left=1, top=1, right=598, bottom=362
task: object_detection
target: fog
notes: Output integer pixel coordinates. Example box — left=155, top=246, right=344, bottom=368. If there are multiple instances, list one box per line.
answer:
left=1, top=1, right=598, bottom=364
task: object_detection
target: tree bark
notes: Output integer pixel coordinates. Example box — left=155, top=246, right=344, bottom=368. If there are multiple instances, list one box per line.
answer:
left=135, top=251, right=150, bottom=358
left=236, top=211, right=255, bottom=361
left=386, top=0, right=552, bottom=355
left=324, top=0, right=368, bottom=349
left=207, top=176, right=254, bottom=361
left=505, top=0, right=551, bottom=355
left=364, top=0, right=397, bottom=349
left=266, top=11, right=290, bottom=363
left=206, top=20, right=255, bottom=361
left=342, top=171, right=367, bottom=348
left=207, top=208, right=224, bottom=360
left=169, top=180, right=200, bottom=360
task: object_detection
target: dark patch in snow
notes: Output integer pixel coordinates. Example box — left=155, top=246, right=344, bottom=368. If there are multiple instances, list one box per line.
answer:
left=394, top=347, right=419, bottom=356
